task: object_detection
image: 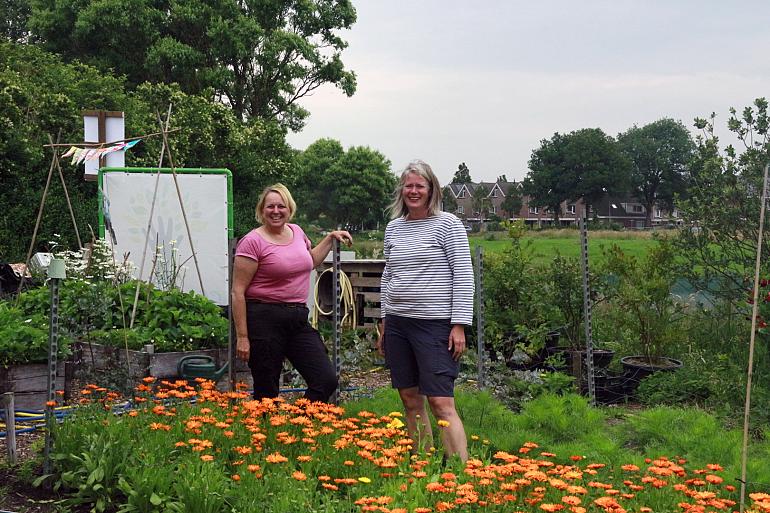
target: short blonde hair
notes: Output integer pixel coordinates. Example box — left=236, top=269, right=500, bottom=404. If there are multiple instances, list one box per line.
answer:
left=255, top=183, right=297, bottom=224
left=388, top=160, right=443, bottom=219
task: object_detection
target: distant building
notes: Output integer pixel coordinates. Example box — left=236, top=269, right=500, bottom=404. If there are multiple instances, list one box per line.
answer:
left=443, top=180, right=682, bottom=228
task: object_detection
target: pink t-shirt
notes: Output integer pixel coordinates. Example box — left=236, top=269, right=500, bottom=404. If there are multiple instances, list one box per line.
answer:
left=235, top=224, right=313, bottom=303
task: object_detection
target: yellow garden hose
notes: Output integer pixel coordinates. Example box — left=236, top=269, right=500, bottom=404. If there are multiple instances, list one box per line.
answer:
left=311, top=267, right=356, bottom=330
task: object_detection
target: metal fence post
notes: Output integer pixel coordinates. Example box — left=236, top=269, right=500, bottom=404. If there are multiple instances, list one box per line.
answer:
left=44, top=258, right=65, bottom=476
left=330, top=238, right=341, bottom=404
left=475, top=245, right=485, bottom=389
left=578, top=215, right=596, bottom=405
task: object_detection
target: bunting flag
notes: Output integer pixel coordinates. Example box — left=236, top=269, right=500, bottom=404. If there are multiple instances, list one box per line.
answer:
left=62, top=139, right=142, bottom=165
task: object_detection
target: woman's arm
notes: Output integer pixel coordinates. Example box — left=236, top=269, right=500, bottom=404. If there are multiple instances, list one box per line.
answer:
left=231, top=256, right=259, bottom=361
left=309, top=230, right=353, bottom=267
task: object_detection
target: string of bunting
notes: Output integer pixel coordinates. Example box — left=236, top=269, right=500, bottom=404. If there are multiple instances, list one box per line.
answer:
left=61, top=139, right=141, bottom=165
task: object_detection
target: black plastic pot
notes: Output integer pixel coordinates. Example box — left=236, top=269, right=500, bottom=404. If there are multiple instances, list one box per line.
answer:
left=546, top=347, right=616, bottom=371
left=621, top=355, right=683, bottom=393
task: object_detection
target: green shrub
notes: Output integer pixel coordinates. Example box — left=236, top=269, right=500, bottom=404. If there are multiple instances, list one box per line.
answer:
left=11, top=280, right=227, bottom=359
left=0, top=303, right=70, bottom=365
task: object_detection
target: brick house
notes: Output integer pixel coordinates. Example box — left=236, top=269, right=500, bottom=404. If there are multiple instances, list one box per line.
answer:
left=444, top=180, right=682, bottom=228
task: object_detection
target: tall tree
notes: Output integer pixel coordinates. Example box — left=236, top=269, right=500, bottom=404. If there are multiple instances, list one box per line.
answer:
left=28, top=0, right=357, bottom=129
left=442, top=186, right=458, bottom=213
left=471, top=185, right=490, bottom=220
left=500, top=183, right=523, bottom=219
left=618, top=118, right=695, bottom=227
left=452, top=162, right=472, bottom=183
left=294, top=139, right=395, bottom=229
left=674, top=98, right=770, bottom=298
left=526, top=128, right=630, bottom=221
left=1, top=0, right=31, bottom=42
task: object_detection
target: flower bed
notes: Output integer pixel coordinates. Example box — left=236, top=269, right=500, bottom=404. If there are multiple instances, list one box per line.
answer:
left=42, top=381, right=768, bottom=513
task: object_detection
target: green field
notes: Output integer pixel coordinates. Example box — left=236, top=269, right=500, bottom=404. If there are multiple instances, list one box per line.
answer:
left=469, top=229, right=663, bottom=265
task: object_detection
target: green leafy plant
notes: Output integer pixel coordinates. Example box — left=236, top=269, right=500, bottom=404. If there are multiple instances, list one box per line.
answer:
left=597, top=239, right=687, bottom=363
left=0, top=302, right=69, bottom=365
left=483, top=220, right=559, bottom=359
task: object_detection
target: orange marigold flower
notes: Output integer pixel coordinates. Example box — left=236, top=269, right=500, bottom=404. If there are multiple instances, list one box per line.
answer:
left=297, top=455, right=312, bottom=462
left=45, top=400, right=57, bottom=407
left=231, top=474, right=241, bottom=481
left=570, top=507, right=586, bottom=513
left=562, top=496, right=582, bottom=506
left=200, top=454, right=214, bottom=461
left=639, top=508, right=652, bottom=512
left=621, top=464, right=640, bottom=472
left=570, top=455, right=584, bottom=461
left=435, top=501, right=454, bottom=512
left=344, top=460, right=355, bottom=466
left=414, top=508, right=432, bottom=513
left=292, top=471, right=307, bottom=481
left=707, top=463, right=724, bottom=471
left=266, top=452, right=288, bottom=464
left=706, top=474, right=724, bottom=484
left=540, top=504, right=565, bottom=512
left=321, top=483, right=338, bottom=491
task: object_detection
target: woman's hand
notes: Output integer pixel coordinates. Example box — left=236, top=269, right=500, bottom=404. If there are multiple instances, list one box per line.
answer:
left=236, top=336, right=250, bottom=361
left=329, top=230, right=353, bottom=247
left=375, top=320, right=385, bottom=356
left=448, top=324, right=466, bottom=361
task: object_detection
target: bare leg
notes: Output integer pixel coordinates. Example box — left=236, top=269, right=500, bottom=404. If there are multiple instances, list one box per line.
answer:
left=427, top=396, right=468, bottom=462
left=398, top=387, right=433, bottom=452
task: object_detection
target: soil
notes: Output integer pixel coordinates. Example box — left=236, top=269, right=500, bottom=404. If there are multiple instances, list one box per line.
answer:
left=0, top=432, right=61, bottom=513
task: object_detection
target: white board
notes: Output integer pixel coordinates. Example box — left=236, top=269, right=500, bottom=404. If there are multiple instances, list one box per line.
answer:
left=100, top=169, right=232, bottom=305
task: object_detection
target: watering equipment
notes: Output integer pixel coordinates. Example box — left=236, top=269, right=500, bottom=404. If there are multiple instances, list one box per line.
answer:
left=177, top=355, right=229, bottom=382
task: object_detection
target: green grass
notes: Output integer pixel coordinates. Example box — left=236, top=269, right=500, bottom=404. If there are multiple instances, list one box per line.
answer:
left=470, top=230, right=663, bottom=264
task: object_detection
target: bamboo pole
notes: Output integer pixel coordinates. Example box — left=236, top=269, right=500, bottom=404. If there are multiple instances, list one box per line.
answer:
left=739, top=163, right=769, bottom=512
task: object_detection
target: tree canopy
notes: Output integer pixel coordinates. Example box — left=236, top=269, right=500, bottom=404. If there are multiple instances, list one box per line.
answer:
left=28, top=0, right=357, bottom=130
left=0, top=41, right=294, bottom=260
left=618, top=118, right=695, bottom=227
left=526, top=128, right=630, bottom=220
left=293, top=139, right=396, bottom=229
left=674, top=98, right=770, bottom=298
left=452, top=162, right=472, bottom=183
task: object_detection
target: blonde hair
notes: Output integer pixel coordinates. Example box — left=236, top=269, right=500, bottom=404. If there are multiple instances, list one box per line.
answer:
left=255, top=183, right=296, bottom=224
left=388, top=160, right=443, bottom=219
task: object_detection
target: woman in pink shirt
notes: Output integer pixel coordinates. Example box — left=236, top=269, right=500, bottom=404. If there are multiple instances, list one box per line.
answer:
left=232, top=183, right=352, bottom=402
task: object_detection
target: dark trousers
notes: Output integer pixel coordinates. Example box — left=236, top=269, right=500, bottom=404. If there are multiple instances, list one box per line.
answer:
left=246, top=302, right=338, bottom=402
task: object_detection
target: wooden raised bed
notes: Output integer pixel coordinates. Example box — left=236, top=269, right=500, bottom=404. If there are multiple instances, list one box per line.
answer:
left=0, top=363, right=68, bottom=410
left=75, top=343, right=252, bottom=387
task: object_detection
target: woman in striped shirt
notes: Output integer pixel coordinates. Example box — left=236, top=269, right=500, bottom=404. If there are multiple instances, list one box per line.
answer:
left=376, top=160, right=475, bottom=462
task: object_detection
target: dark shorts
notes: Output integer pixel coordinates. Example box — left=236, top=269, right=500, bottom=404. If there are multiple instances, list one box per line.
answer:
left=383, top=315, right=458, bottom=397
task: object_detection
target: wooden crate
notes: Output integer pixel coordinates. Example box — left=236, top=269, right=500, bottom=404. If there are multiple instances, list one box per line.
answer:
left=0, top=363, right=67, bottom=410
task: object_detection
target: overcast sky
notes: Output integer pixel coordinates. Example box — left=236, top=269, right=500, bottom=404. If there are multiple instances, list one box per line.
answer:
left=287, top=1, right=770, bottom=185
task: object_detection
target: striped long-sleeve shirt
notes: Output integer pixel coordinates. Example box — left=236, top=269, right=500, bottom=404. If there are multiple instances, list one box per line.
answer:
left=380, top=211, right=475, bottom=325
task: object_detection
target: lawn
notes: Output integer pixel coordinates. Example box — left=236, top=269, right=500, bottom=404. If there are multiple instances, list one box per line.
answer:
left=469, top=229, right=664, bottom=265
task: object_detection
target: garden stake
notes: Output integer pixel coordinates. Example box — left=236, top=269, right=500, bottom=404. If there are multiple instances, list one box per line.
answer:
left=156, top=110, right=206, bottom=296
left=50, top=134, right=82, bottom=250
left=2, top=393, right=16, bottom=465
left=475, top=245, right=485, bottom=389
left=578, top=215, right=596, bottom=405
left=330, top=238, right=342, bottom=404
left=129, top=104, right=172, bottom=330
left=740, top=162, right=769, bottom=512
left=16, top=131, right=61, bottom=299
left=43, top=258, right=65, bottom=478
